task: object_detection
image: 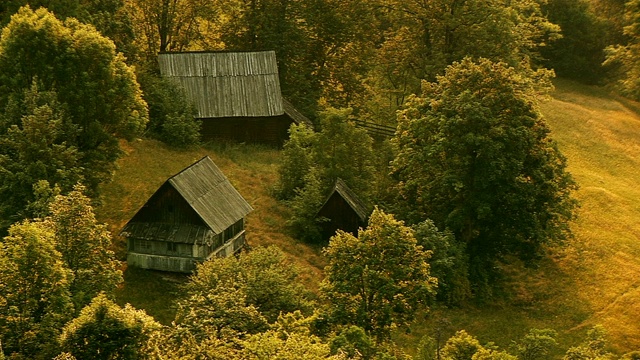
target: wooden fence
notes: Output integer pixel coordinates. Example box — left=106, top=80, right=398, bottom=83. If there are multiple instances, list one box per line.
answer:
left=352, top=120, right=396, bottom=138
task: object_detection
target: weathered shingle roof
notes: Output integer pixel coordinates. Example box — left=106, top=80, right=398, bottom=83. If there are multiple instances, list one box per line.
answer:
left=168, top=156, right=253, bottom=234
left=158, top=51, right=284, bottom=118
left=325, top=178, right=369, bottom=222
left=283, top=98, right=314, bottom=128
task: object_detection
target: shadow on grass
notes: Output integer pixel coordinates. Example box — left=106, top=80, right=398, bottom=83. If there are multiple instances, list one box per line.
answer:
left=115, top=265, right=189, bottom=325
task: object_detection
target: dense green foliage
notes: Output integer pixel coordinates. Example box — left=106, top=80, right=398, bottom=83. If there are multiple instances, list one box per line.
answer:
left=0, top=6, right=148, bottom=199
left=175, top=246, right=314, bottom=339
left=59, top=294, right=160, bottom=360
left=605, top=0, right=640, bottom=100
left=413, top=220, right=471, bottom=305
left=278, top=108, right=375, bottom=242
left=541, top=0, right=610, bottom=83
left=46, top=184, right=122, bottom=311
left=392, top=58, right=578, bottom=289
left=0, top=221, right=73, bottom=359
left=321, top=208, right=437, bottom=339
left=137, top=72, right=201, bottom=148
left=0, top=0, right=640, bottom=357
left=0, top=85, right=81, bottom=227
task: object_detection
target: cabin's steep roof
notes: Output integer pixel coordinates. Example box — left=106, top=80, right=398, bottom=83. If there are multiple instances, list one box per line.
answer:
left=158, top=51, right=284, bottom=118
left=322, top=178, right=370, bottom=222
left=168, top=156, right=253, bottom=234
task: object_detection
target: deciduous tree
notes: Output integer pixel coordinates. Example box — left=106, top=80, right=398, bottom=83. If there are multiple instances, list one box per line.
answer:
left=321, top=208, right=437, bottom=339
left=605, top=0, right=640, bottom=100
left=0, top=83, right=81, bottom=227
left=392, top=58, right=577, bottom=289
left=175, top=246, right=313, bottom=338
left=46, top=184, right=123, bottom=311
left=59, top=294, right=161, bottom=360
left=0, top=221, right=73, bottom=359
left=0, top=6, right=148, bottom=195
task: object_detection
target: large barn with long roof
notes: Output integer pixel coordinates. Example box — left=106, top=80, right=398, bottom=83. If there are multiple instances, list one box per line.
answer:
left=158, top=50, right=312, bottom=146
left=120, top=156, right=253, bottom=273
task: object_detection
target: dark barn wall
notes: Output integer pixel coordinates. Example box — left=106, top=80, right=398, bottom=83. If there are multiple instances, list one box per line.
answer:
left=317, top=193, right=365, bottom=241
left=200, top=115, right=293, bottom=146
left=130, top=183, right=205, bottom=226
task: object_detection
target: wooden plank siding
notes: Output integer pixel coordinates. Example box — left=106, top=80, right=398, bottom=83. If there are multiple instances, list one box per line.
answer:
left=201, top=115, right=294, bottom=146
left=129, top=184, right=205, bottom=228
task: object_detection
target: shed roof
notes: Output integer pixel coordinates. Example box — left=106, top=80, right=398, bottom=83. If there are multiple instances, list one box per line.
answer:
left=283, top=98, right=314, bottom=128
left=158, top=51, right=284, bottom=118
left=168, top=156, right=253, bottom=234
left=322, top=178, right=370, bottom=222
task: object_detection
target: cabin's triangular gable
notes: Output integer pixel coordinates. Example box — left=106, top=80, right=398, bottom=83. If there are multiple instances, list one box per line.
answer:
left=323, top=178, right=369, bottom=222
left=317, top=178, right=370, bottom=240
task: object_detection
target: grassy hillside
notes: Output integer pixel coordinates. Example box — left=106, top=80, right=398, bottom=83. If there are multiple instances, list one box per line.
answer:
left=97, top=79, right=640, bottom=354
left=96, top=141, right=326, bottom=324
left=539, top=80, right=640, bottom=352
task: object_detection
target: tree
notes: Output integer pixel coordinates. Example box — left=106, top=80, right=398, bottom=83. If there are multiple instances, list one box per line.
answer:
left=175, top=246, right=313, bottom=338
left=563, top=326, right=615, bottom=360
left=241, top=312, right=340, bottom=360
left=278, top=109, right=376, bottom=242
left=604, top=0, right=640, bottom=100
left=0, top=220, right=73, bottom=359
left=440, top=330, right=482, bottom=360
left=137, top=72, right=200, bottom=148
left=512, top=329, right=558, bottom=360
left=278, top=108, right=375, bottom=201
left=285, top=169, right=327, bottom=243
left=392, top=58, right=577, bottom=289
left=414, top=220, right=471, bottom=305
left=359, top=0, right=561, bottom=124
left=276, top=123, right=315, bottom=200
left=0, top=6, right=148, bottom=195
left=46, top=184, right=123, bottom=311
left=0, top=83, right=82, bottom=227
left=541, top=0, right=609, bottom=84
left=321, top=208, right=437, bottom=339
left=126, top=0, right=219, bottom=62
left=59, top=294, right=161, bottom=360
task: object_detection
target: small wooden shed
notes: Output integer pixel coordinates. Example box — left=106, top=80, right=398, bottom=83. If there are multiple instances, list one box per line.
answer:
left=157, top=51, right=313, bottom=146
left=120, top=156, right=253, bottom=273
left=317, top=178, right=370, bottom=241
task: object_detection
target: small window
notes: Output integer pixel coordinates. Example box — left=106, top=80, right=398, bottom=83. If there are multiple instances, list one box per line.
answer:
left=167, top=242, right=177, bottom=252
left=137, top=240, right=152, bottom=251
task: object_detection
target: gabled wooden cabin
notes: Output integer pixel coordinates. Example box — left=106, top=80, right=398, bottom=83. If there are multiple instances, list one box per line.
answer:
left=317, top=178, right=370, bottom=241
left=120, top=156, right=253, bottom=273
left=157, top=51, right=313, bottom=146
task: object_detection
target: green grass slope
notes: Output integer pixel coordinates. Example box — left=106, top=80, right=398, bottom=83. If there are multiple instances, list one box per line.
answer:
left=539, top=79, right=640, bottom=352
left=97, top=79, right=640, bottom=354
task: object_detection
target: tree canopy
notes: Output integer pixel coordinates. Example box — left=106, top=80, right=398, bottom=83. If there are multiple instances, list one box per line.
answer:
left=0, top=6, right=147, bottom=198
left=321, top=208, right=437, bottom=339
left=392, top=58, right=577, bottom=287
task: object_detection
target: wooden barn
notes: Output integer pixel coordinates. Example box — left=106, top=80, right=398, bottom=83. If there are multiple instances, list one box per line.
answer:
left=158, top=51, right=313, bottom=146
left=120, top=156, right=253, bottom=273
left=317, top=178, right=370, bottom=241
